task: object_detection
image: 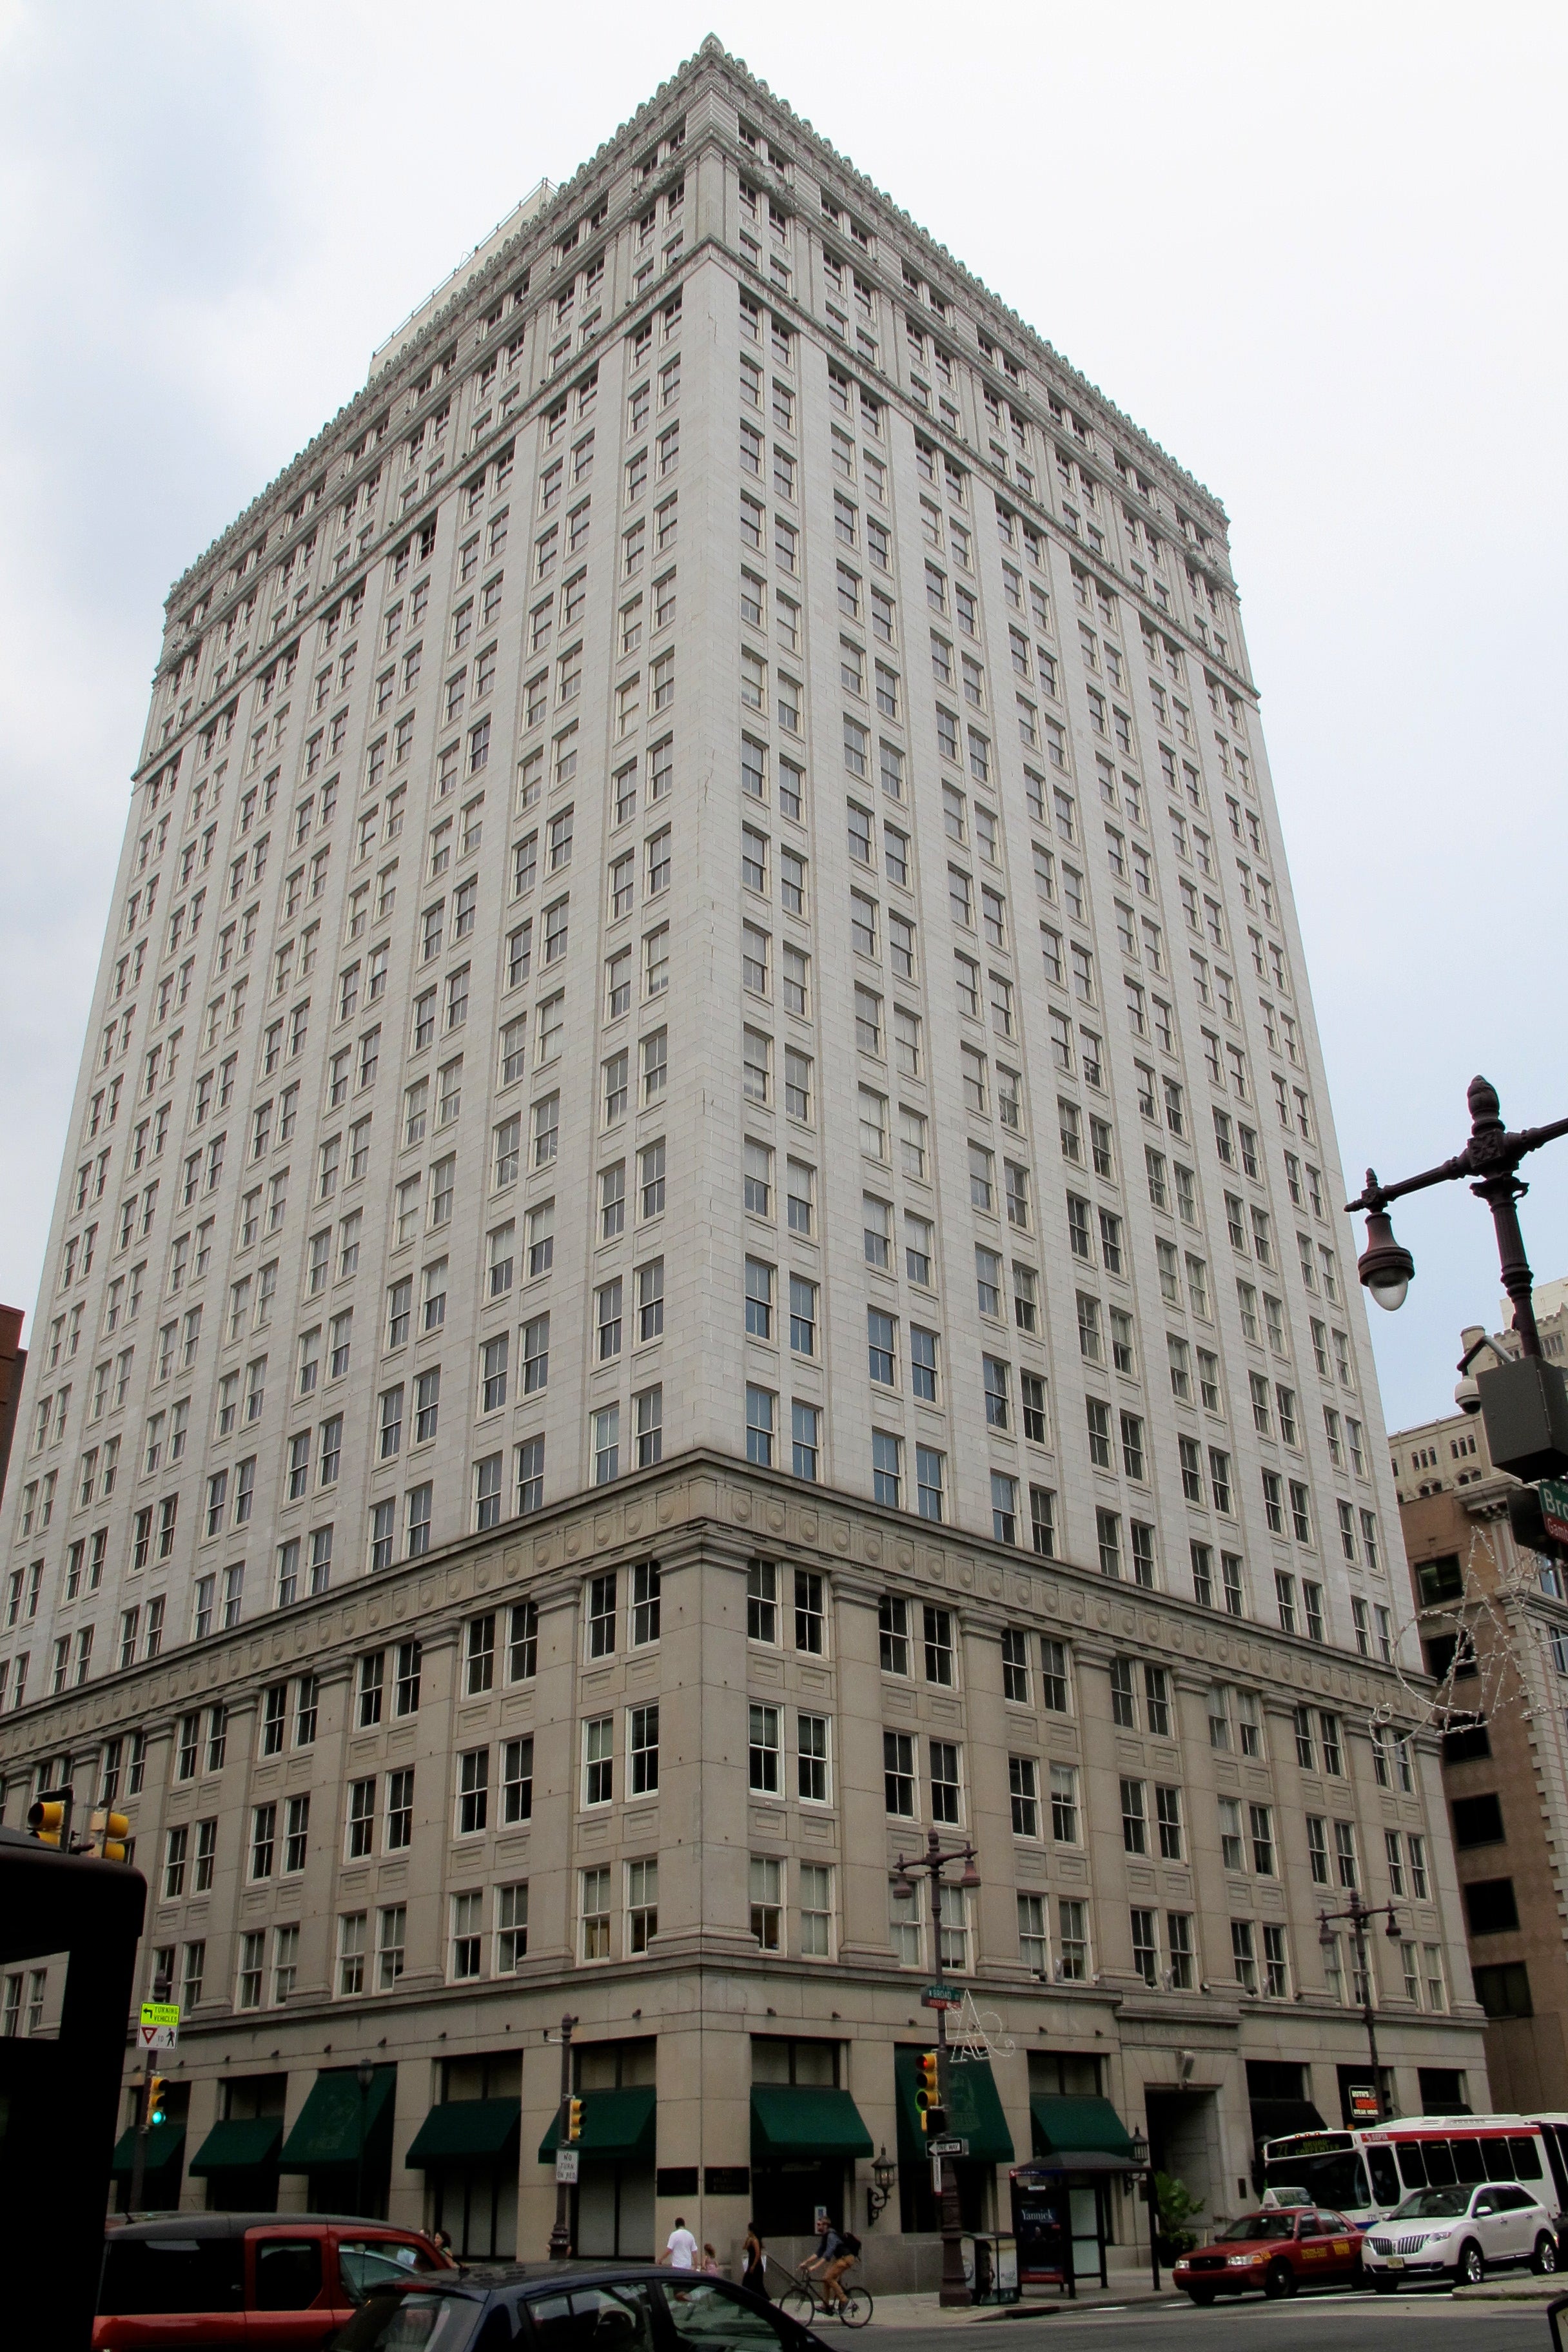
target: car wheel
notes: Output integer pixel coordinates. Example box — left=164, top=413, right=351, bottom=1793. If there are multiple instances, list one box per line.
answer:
left=1456, top=2240, right=1484, bottom=2289
left=1264, top=2260, right=1297, bottom=2300
left=1373, top=2275, right=1399, bottom=2295
left=1186, top=2289, right=1216, bottom=2307
left=1534, top=2234, right=1559, bottom=2277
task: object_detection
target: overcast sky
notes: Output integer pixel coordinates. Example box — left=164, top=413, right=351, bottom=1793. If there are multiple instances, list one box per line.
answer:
left=0, top=0, right=1562, bottom=1433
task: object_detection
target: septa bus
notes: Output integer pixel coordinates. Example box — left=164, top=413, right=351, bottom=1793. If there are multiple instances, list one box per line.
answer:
left=1260, top=2115, right=1568, bottom=2234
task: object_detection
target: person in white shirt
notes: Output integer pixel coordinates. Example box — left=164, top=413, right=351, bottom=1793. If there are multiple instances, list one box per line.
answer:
left=663, top=2219, right=699, bottom=2271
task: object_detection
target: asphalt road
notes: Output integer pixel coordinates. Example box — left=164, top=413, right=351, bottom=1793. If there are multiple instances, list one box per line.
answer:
left=865, top=2294, right=1556, bottom=2352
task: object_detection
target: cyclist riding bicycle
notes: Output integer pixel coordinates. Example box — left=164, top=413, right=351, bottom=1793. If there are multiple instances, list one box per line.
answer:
left=801, top=2222, right=856, bottom=2310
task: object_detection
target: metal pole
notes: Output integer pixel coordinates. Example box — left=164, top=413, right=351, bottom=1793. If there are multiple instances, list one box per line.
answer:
left=549, top=2012, right=577, bottom=2259
left=926, top=1839, right=968, bottom=2309
left=1354, top=1905, right=1387, bottom=2122
left=356, top=2076, right=368, bottom=2219
left=1146, top=2168, right=1162, bottom=2294
left=127, top=2068, right=150, bottom=2216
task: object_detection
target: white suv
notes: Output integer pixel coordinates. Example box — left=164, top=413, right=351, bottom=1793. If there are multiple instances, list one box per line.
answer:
left=1363, top=2183, right=1560, bottom=2290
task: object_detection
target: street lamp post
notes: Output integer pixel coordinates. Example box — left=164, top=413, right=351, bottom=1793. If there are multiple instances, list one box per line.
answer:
left=1347, top=1075, right=1568, bottom=1356
left=894, top=1828, right=982, bottom=2308
left=548, top=2013, right=578, bottom=2260
left=1316, top=1895, right=1405, bottom=2122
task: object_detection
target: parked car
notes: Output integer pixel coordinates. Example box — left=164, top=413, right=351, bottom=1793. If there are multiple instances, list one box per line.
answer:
left=1362, top=2183, right=1560, bottom=2289
left=95, top=2212, right=452, bottom=2346
left=1173, top=2206, right=1362, bottom=2302
left=332, top=2261, right=837, bottom=2352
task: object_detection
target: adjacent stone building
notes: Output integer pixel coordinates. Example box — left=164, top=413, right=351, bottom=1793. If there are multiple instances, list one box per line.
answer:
left=1392, top=1291, right=1568, bottom=2110
left=0, top=39, right=1485, bottom=2276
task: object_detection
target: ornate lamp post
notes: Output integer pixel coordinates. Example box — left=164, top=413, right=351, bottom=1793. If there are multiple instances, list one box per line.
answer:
left=1316, top=1895, right=1405, bottom=2122
left=1344, top=1077, right=1568, bottom=1420
left=894, top=1828, right=981, bottom=2308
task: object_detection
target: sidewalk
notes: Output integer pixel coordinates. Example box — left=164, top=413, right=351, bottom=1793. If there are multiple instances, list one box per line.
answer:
left=867, top=2270, right=1177, bottom=2326
left=1453, top=2277, right=1568, bottom=2302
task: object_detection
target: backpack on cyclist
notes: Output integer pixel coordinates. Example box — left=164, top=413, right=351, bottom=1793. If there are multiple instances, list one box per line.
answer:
left=840, top=2233, right=862, bottom=2258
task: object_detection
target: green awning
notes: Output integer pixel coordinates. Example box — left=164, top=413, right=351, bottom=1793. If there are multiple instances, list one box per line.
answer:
left=538, top=2085, right=657, bottom=2162
left=408, top=2097, right=522, bottom=2167
left=1030, top=2095, right=1137, bottom=2170
left=190, top=2116, right=283, bottom=2176
left=280, top=2065, right=397, bottom=2171
left=110, top=2122, right=186, bottom=2178
left=892, top=2047, right=1014, bottom=2166
left=751, top=2084, right=874, bottom=2162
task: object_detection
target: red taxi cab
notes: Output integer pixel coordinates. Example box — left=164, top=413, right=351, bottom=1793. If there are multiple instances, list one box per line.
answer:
left=95, top=2212, right=452, bottom=2346
left=1173, top=2205, right=1362, bottom=2302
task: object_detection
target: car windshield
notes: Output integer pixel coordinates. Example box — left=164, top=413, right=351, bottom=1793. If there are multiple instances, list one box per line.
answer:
left=339, top=2245, right=436, bottom=2306
left=1228, top=2215, right=1297, bottom=2242
left=1392, top=2190, right=1471, bottom=2220
left=332, top=2289, right=487, bottom=2350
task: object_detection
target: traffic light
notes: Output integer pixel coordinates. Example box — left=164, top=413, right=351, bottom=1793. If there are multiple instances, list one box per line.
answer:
left=28, top=1796, right=68, bottom=1847
left=915, top=2051, right=945, bottom=2136
left=91, top=1808, right=131, bottom=1863
left=148, top=2075, right=168, bottom=2127
left=567, top=2097, right=583, bottom=2142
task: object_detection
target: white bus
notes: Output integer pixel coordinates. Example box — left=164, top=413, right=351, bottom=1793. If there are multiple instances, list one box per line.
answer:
left=1260, top=2115, right=1565, bottom=2233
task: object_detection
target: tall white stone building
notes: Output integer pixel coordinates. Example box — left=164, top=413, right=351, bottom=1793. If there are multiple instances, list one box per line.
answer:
left=0, top=40, right=1485, bottom=2273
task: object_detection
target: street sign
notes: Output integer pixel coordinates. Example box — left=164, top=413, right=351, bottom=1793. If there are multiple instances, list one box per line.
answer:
left=920, top=1984, right=954, bottom=2008
left=928, top=2137, right=968, bottom=2159
left=139, top=2000, right=179, bottom=2050
left=1542, top=1478, right=1568, bottom=1545
left=556, top=2147, right=580, bottom=2184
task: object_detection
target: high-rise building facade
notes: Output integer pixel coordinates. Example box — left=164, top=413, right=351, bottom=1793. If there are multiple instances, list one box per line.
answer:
left=0, top=40, right=1484, bottom=2269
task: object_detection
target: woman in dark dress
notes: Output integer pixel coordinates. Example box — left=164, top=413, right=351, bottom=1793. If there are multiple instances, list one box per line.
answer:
left=741, top=2221, right=769, bottom=2299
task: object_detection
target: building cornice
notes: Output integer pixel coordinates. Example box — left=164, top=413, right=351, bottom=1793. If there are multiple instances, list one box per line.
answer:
left=0, top=1446, right=1426, bottom=1769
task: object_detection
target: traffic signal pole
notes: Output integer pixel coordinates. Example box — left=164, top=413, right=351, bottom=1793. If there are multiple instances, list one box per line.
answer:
left=548, top=2012, right=577, bottom=2259
left=126, top=2068, right=152, bottom=2215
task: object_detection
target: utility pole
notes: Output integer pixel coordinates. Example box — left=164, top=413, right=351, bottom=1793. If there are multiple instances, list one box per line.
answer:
left=549, top=2012, right=578, bottom=2259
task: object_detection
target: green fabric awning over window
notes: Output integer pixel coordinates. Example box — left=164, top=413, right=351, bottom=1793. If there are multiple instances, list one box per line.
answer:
left=280, top=2064, right=397, bottom=2171
left=892, top=2046, right=1014, bottom=2166
left=110, top=2122, right=186, bottom=2178
left=408, top=2097, right=522, bottom=2167
left=190, top=2116, right=284, bottom=2176
left=1030, top=2095, right=1137, bottom=2170
left=750, top=2084, right=875, bottom=2163
left=538, top=2085, right=657, bottom=2162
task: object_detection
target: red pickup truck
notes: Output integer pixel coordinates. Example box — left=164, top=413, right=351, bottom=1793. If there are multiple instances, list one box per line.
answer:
left=95, top=2213, right=452, bottom=2346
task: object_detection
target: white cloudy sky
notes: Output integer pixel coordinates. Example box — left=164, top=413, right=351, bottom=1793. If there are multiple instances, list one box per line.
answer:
left=0, top=0, right=1562, bottom=1433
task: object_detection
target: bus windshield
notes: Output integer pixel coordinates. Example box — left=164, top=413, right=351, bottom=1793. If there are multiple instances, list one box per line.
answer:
left=1263, top=2153, right=1368, bottom=2210
left=1393, top=2189, right=1471, bottom=2220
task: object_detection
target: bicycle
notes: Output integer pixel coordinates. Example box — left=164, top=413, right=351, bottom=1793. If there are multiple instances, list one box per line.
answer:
left=776, top=2262, right=873, bottom=2329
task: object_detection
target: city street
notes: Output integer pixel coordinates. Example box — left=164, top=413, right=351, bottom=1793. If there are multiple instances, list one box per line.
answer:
left=867, top=2297, right=1557, bottom=2352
